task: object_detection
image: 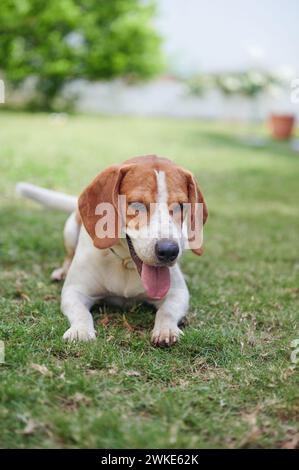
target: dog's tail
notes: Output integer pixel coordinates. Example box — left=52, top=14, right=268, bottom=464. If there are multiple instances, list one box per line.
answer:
left=16, top=182, right=77, bottom=213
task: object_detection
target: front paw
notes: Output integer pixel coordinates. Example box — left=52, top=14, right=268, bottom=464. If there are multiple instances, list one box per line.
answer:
left=63, top=324, right=96, bottom=342
left=151, top=323, right=183, bottom=347
left=51, top=267, right=66, bottom=281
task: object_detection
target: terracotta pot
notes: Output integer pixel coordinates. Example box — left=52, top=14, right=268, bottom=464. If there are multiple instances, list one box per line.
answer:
left=269, top=114, right=295, bottom=140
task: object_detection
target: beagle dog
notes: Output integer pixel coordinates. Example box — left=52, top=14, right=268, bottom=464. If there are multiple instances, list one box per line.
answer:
left=17, top=155, right=208, bottom=347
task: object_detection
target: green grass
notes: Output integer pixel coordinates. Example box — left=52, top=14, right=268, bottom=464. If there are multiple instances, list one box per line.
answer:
left=0, top=111, right=298, bottom=449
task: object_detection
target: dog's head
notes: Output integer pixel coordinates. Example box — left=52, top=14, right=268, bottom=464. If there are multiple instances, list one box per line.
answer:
left=78, top=155, right=208, bottom=299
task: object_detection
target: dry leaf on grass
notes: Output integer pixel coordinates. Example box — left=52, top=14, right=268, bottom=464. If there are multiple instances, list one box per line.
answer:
left=19, top=292, right=30, bottom=301
left=280, top=432, right=299, bottom=449
left=15, top=281, right=30, bottom=301
left=17, top=414, right=47, bottom=436
left=98, top=314, right=110, bottom=326
left=124, top=370, right=141, bottom=377
left=30, top=363, right=52, bottom=377
left=43, top=294, right=57, bottom=301
left=58, top=393, right=92, bottom=411
left=72, top=392, right=92, bottom=405
left=86, top=369, right=99, bottom=376
left=108, top=365, right=118, bottom=375
left=239, top=410, right=261, bottom=447
left=22, top=421, right=52, bottom=438
left=20, top=419, right=39, bottom=435
left=123, top=315, right=134, bottom=332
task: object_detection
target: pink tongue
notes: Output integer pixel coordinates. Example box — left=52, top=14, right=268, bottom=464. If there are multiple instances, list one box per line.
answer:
left=141, top=264, right=171, bottom=299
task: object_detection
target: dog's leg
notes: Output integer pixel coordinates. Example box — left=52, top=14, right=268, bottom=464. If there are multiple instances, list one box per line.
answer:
left=151, top=266, right=189, bottom=347
left=51, top=212, right=80, bottom=281
left=61, top=285, right=97, bottom=342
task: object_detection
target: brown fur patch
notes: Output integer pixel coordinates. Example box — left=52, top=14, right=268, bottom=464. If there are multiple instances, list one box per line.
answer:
left=120, top=166, right=157, bottom=207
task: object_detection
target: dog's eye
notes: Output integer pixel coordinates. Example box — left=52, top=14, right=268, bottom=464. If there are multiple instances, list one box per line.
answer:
left=169, top=202, right=185, bottom=225
left=170, top=202, right=183, bottom=214
left=128, top=202, right=147, bottom=213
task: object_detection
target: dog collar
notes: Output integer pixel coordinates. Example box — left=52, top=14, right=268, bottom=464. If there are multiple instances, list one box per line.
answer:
left=109, top=247, right=135, bottom=270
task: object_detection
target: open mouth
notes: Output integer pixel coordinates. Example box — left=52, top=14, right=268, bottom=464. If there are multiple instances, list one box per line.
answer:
left=126, top=235, right=170, bottom=300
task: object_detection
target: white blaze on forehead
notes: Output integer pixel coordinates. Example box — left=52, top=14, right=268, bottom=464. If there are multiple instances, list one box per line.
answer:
left=152, top=170, right=172, bottom=239
left=155, top=170, right=168, bottom=204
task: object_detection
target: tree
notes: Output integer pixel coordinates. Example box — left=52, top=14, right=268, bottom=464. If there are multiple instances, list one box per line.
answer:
left=0, top=0, right=163, bottom=110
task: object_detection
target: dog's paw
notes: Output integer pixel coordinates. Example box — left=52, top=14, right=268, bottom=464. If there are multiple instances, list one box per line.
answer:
left=63, top=324, right=96, bottom=342
left=151, top=323, right=183, bottom=347
left=51, top=267, right=66, bottom=282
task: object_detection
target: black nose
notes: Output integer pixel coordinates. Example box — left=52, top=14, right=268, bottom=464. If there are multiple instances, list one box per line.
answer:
left=155, top=239, right=179, bottom=263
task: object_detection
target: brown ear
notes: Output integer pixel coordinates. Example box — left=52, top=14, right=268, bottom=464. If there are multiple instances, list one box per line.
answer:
left=78, top=165, right=131, bottom=249
left=184, top=171, right=208, bottom=256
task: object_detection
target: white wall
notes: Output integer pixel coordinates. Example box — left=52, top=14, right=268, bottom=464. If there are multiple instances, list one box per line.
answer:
left=68, top=78, right=299, bottom=121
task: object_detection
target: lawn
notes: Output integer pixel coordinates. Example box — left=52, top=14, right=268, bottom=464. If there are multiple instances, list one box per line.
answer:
left=0, top=111, right=298, bottom=449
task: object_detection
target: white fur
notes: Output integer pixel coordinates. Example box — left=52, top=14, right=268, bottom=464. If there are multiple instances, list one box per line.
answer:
left=62, top=225, right=189, bottom=345
left=51, top=212, right=80, bottom=281
left=16, top=182, right=77, bottom=213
